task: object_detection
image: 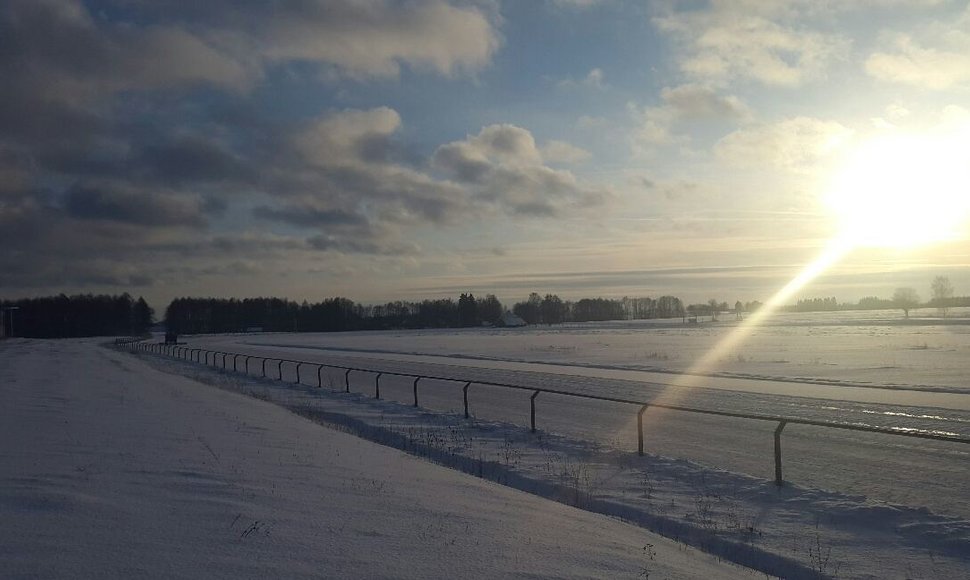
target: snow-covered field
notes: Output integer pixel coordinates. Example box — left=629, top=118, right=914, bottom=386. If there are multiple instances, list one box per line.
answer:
left=216, top=308, right=970, bottom=392
left=0, top=339, right=760, bottom=579
left=169, top=312, right=970, bottom=578
left=6, top=310, right=970, bottom=578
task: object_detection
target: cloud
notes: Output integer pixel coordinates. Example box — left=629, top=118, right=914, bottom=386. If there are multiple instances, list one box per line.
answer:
left=433, top=124, right=607, bottom=216
left=0, top=195, right=171, bottom=291
left=659, top=84, right=750, bottom=120
left=260, top=0, right=500, bottom=78
left=549, top=0, right=605, bottom=7
left=205, top=234, right=307, bottom=257
left=632, top=84, right=749, bottom=148
left=0, top=0, right=499, bottom=118
left=0, top=0, right=253, bottom=107
left=639, top=177, right=705, bottom=202
left=281, top=107, right=471, bottom=226
left=63, top=183, right=208, bottom=227
left=541, top=140, right=592, bottom=164
left=135, top=135, right=258, bottom=187
left=653, top=1, right=848, bottom=87
left=558, top=68, right=607, bottom=90
left=0, top=1, right=616, bottom=296
left=294, top=107, right=404, bottom=168
left=307, top=234, right=420, bottom=256
left=253, top=112, right=608, bottom=253
left=866, top=34, right=970, bottom=90
left=714, top=117, right=853, bottom=171
left=253, top=206, right=369, bottom=229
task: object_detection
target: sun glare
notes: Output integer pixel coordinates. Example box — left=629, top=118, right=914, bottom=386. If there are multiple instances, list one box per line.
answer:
left=824, top=132, right=970, bottom=249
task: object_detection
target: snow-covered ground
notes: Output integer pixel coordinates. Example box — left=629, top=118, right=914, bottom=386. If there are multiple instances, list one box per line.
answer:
left=215, top=308, right=970, bottom=392
left=171, top=314, right=970, bottom=578
left=0, top=339, right=762, bottom=579
left=188, top=321, right=970, bottom=519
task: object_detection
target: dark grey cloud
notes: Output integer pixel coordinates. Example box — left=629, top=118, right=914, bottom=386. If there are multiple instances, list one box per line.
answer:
left=431, top=143, right=492, bottom=183
left=0, top=202, right=161, bottom=290
left=0, top=261, right=155, bottom=290
left=135, top=135, right=259, bottom=186
left=307, top=234, right=418, bottom=256
left=64, top=183, right=207, bottom=227
left=253, top=205, right=369, bottom=228
left=208, top=235, right=306, bottom=256
left=0, top=0, right=253, bottom=107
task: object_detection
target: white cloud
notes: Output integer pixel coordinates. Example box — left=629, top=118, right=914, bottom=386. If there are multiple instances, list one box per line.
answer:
left=441, top=124, right=544, bottom=169
left=659, top=84, right=750, bottom=120
left=866, top=35, right=970, bottom=90
left=541, top=140, right=592, bottom=164
left=653, top=1, right=848, bottom=87
left=630, top=105, right=680, bottom=148
left=863, top=3, right=970, bottom=90
left=295, top=107, right=403, bottom=168
left=558, top=68, right=607, bottom=90
left=433, top=125, right=607, bottom=216
left=714, top=117, right=853, bottom=171
left=632, top=84, right=749, bottom=148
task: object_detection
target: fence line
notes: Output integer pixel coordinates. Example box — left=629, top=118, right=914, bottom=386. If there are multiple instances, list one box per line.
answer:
left=116, top=338, right=970, bottom=486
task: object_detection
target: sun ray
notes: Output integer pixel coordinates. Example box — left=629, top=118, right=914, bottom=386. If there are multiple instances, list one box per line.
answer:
left=647, top=238, right=853, bottom=407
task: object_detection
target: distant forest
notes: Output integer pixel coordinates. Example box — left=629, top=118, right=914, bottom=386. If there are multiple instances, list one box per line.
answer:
left=0, top=294, right=153, bottom=338
left=5, top=285, right=970, bottom=338
left=163, top=293, right=697, bottom=335
left=166, top=290, right=970, bottom=336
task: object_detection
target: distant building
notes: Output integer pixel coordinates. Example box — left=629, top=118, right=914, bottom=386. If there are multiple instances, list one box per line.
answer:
left=500, top=311, right=527, bottom=327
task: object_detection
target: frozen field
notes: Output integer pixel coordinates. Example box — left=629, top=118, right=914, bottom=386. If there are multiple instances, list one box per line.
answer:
left=213, top=308, right=970, bottom=393
left=0, top=339, right=759, bottom=579
left=154, top=313, right=970, bottom=578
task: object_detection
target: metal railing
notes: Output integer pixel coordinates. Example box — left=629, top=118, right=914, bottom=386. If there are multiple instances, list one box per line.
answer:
left=123, top=339, right=970, bottom=486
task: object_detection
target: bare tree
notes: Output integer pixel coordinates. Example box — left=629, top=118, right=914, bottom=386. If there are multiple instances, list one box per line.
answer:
left=892, top=287, right=920, bottom=319
left=931, top=276, right=954, bottom=318
left=707, top=298, right=719, bottom=321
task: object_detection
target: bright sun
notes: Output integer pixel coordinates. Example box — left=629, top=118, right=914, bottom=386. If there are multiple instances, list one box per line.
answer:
left=825, top=131, right=970, bottom=248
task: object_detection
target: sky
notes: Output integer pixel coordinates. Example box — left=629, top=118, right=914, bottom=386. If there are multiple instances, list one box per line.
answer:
left=2, top=0, right=970, bottom=310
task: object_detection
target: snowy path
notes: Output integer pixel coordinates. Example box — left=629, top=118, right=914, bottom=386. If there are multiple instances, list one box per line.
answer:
left=0, top=339, right=760, bottom=579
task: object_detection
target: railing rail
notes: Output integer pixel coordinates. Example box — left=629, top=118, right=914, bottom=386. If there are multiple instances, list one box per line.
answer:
left=122, top=339, right=970, bottom=486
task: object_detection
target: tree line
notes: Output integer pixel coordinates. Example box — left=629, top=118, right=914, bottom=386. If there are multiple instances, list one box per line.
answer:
left=785, top=277, right=967, bottom=318
left=510, top=293, right=690, bottom=324
left=163, top=293, right=699, bottom=334
left=164, top=294, right=508, bottom=334
left=0, top=294, right=153, bottom=338
left=6, top=275, right=965, bottom=338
